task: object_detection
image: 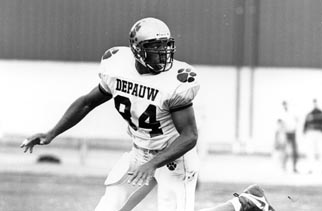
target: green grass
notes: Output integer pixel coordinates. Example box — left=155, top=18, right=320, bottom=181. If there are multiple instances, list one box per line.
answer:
left=0, top=172, right=320, bottom=211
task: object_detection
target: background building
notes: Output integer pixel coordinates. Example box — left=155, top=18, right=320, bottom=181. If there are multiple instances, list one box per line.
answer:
left=1, top=0, right=322, bottom=153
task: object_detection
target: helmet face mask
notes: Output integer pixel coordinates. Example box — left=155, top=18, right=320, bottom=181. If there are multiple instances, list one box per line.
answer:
left=140, top=38, right=175, bottom=73
left=129, top=18, right=176, bottom=74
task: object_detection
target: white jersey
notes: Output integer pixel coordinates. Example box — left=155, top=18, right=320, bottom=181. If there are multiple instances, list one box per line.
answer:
left=99, top=46, right=200, bottom=150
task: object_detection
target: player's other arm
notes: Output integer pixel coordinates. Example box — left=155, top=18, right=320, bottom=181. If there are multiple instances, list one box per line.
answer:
left=151, top=105, right=198, bottom=167
left=20, top=85, right=112, bottom=153
left=128, top=105, right=198, bottom=186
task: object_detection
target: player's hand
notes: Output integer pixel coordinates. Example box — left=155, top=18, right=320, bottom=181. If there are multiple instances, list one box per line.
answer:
left=20, top=133, right=52, bottom=153
left=127, top=162, right=156, bottom=187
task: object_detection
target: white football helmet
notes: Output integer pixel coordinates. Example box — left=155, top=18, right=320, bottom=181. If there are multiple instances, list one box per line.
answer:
left=129, top=17, right=176, bottom=73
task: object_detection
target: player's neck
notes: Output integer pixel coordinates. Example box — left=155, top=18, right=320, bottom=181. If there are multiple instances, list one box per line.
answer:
left=135, top=61, right=161, bottom=75
left=135, top=61, right=150, bottom=74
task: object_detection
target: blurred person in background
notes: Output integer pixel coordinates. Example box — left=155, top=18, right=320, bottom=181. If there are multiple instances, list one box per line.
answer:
left=20, top=17, right=200, bottom=211
left=303, top=99, right=322, bottom=174
left=278, top=100, right=299, bottom=173
left=272, top=119, right=288, bottom=172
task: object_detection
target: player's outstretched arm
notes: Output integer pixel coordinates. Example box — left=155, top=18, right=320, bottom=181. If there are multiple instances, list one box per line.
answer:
left=20, top=85, right=112, bottom=153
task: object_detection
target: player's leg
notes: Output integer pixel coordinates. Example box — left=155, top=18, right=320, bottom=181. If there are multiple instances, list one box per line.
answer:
left=95, top=184, right=129, bottom=211
left=95, top=146, right=161, bottom=211
left=119, top=178, right=157, bottom=211
left=156, top=148, right=199, bottom=211
left=155, top=170, right=177, bottom=211
left=174, top=171, right=198, bottom=211
left=94, top=152, right=134, bottom=211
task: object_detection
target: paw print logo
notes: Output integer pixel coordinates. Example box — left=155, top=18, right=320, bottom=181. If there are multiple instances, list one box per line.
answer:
left=129, top=23, right=142, bottom=44
left=177, top=68, right=197, bottom=83
left=102, top=48, right=119, bottom=60
left=166, top=162, right=177, bottom=171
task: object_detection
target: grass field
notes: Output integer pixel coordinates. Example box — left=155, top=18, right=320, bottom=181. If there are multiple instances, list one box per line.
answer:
left=0, top=172, right=321, bottom=211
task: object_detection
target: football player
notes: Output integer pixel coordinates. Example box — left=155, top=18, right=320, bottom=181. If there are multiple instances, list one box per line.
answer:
left=199, top=184, right=276, bottom=211
left=21, top=17, right=200, bottom=211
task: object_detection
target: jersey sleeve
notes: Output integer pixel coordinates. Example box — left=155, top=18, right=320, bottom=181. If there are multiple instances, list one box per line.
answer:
left=168, top=66, right=200, bottom=112
left=98, top=47, right=120, bottom=96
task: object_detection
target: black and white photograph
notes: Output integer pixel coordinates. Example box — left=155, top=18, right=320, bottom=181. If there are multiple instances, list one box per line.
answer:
left=1, top=0, right=322, bottom=211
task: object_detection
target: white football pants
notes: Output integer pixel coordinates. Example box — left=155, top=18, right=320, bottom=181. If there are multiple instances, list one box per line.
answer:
left=94, top=146, right=199, bottom=211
